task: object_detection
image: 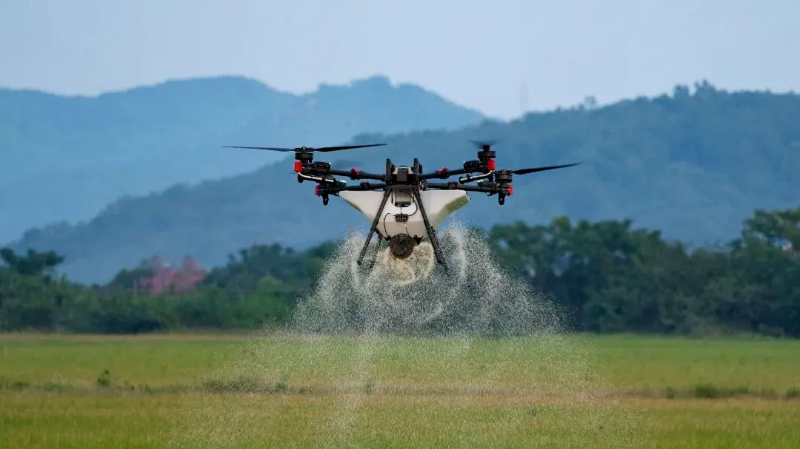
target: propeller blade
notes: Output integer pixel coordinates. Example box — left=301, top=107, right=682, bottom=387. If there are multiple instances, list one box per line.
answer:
left=221, top=143, right=386, bottom=152
left=469, top=140, right=497, bottom=149
left=512, top=162, right=581, bottom=175
left=314, top=143, right=386, bottom=152
left=222, top=145, right=295, bottom=152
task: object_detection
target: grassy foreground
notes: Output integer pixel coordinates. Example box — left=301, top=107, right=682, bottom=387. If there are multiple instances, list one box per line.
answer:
left=1, top=332, right=799, bottom=448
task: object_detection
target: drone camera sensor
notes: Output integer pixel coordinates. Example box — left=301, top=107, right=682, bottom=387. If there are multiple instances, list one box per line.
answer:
left=496, top=170, right=512, bottom=183
left=397, top=167, right=410, bottom=182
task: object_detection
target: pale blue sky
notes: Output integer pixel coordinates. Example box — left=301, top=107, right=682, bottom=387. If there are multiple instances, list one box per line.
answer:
left=1, top=0, right=798, bottom=119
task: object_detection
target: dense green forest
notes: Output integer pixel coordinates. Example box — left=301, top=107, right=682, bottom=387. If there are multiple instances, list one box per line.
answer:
left=2, top=205, right=798, bottom=337
left=10, top=81, right=800, bottom=285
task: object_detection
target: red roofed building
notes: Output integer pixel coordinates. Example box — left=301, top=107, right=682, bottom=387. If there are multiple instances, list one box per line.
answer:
left=138, top=256, right=206, bottom=294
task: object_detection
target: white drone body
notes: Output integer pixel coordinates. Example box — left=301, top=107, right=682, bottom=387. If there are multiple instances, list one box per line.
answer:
left=339, top=189, right=469, bottom=240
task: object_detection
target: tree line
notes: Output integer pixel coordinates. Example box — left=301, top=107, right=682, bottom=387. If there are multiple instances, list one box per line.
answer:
left=1, top=206, right=798, bottom=337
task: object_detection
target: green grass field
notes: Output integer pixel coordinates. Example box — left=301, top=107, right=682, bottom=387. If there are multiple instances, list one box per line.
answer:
left=1, top=332, right=799, bottom=448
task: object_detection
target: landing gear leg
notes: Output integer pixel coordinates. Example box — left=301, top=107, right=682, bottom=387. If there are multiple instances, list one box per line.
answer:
left=357, top=188, right=391, bottom=266
left=412, top=187, right=447, bottom=272
left=368, top=237, right=383, bottom=269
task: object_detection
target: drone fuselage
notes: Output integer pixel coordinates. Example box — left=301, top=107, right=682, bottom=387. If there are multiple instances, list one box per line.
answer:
left=339, top=189, right=469, bottom=240
left=223, top=141, right=579, bottom=273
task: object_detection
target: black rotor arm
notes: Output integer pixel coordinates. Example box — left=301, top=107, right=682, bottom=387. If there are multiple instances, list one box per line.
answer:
left=335, top=182, right=388, bottom=192
left=327, top=169, right=385, bottom=182
left=419, top=164, right=494, bottom=181
left=295, top=163, right=384, bottom=183
left=424, top=181, right=511, bottom=195
left=316, top=182, right=388, bottom=196
left=425, top=180, right=514, bottom=205
left=419, top=167, right=472, bottom=180
left=311, top=180, right=386, bottom=206
left=426, top=140, right=498, bottom=184
left=419, top=152, right=496, bottom=182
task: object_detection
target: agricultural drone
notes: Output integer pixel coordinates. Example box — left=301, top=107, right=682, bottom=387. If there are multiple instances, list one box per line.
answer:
left=223, top=141, right=580, bottom=273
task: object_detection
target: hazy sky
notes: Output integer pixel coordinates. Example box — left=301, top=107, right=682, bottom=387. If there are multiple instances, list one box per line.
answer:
left=2, top=0, right=798, bottom=119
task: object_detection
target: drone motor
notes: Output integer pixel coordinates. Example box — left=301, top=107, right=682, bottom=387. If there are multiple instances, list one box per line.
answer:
left=495, top=169, right=513, bottom=183
left=472, top=140, right=497, bottom=169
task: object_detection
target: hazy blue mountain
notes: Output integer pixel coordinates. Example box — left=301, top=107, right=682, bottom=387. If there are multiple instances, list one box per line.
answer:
left=0, top=74, right=486, bottom=242
left=8, top=82, right=800, bottom=284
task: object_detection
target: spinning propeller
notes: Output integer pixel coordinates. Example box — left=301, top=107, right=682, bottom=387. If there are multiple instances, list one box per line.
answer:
left=469, top=140, right=497, bottom=149
left=222, top=143, right=386, bottom=153
left=470, top=140, right=497, bottom=164
left=509, top=163, right=581, bottom=175
left=223, top=142, right=387, bottom=179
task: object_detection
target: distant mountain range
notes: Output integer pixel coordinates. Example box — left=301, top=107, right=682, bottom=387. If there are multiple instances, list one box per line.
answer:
left=7, top=81, right=800, bottom=284
left=0, top=74, right=486, bottom=242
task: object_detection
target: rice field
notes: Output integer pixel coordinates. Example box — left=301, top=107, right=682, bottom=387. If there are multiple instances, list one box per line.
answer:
left=1, top=332, right=799, bottom=448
